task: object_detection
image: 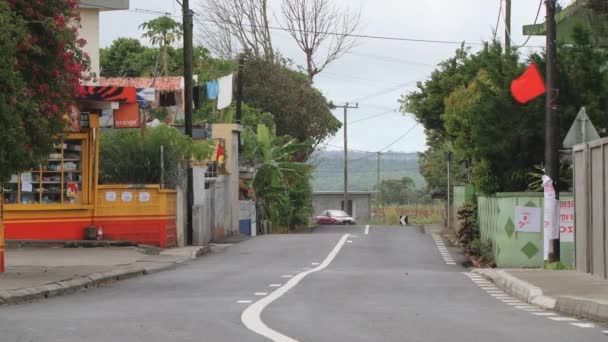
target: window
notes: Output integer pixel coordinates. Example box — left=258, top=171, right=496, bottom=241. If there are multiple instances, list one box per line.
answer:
left=3, top=139, right=84, bottom=205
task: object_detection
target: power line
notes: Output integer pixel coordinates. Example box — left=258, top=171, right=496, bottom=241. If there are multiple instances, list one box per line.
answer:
left=343, top=50, right=436, bottom=67
left=516, top=0, right=543, bottom=48
left=194, top=15, right=485, bottom=46
left=351, top=80, right=419, bottom=103
left=86, top=2, right=488, bottom=47
left=350, top=110, right=398, bottom=124
left=493, top=0, right=503, bottom=42
left=377, top=123, right=420, bottom=152
left=350, top=123, right=420, bottom=162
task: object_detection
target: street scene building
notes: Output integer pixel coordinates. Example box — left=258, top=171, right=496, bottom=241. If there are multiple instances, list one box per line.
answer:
left=3, top=1, right=608, bottom=341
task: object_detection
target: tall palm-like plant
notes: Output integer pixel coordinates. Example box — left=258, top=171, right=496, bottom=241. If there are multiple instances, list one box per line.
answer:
left=243, top=124, right=311, bottom=230
left=139, top=16, right=183, bottom=76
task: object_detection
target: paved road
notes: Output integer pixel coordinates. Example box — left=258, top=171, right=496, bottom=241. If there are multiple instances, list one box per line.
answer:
left=0, top=225, right=606, bottom=341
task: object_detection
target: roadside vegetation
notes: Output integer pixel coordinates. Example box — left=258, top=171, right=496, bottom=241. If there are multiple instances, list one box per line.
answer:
left=455, top=203, right=495, bottom=267
left=371, top=204, right=444, bottom=226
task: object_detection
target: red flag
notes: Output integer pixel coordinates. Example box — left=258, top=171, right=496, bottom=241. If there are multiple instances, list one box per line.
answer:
left=511, top=63, right=546, bottom=104
left=216, top=142, right=225, bottom=163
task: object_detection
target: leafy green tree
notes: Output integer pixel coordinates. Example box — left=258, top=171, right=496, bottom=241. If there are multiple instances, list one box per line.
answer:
left=404, top=28, right=608, bottom=195
left=100, top=38, right=153, bottom=77
left=551, top=26, right=608, bottom=136
left=139, top=16, right=183, bottom=76
left=0, top=0, right=90, bottom=182
left=377, top=177, right=416, bottom=205
left=242, top=56, right=341, bottom=159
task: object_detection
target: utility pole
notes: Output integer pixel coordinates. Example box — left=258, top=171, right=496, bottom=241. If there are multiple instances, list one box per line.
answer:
left=504, top=0, right=512, bottom=51
left=335, top=102, right=358, bottom=215
left=445, top=152, right=453, bottom=231
left=546, top=0, right=560, bottom=262
left=182, top=0, right=194, bottom=245
left=376, top=152, right=381, bottom=207
left=235, top=53, right=245, bottom=124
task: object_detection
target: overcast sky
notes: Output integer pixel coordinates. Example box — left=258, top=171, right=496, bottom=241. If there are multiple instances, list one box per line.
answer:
left=100, top=0, right=549, bottom=153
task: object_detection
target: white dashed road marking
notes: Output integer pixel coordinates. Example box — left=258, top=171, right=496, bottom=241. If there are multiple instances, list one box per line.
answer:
left=432, top=234, right=455, bottom=265
left=463, top=272, right=600, bottom=333
left=532, top=312, right=557, bottom=316
left=548, top=317, right=579, bottom=322
left=238, top=300, right=253, bottom=304
left=242, top=234, right=351, bottom=342
left=365, top=225, right=369, bottom=235
left=254, top=293, right=268, bottom=296
left=269, top=284, right=282, bottom=287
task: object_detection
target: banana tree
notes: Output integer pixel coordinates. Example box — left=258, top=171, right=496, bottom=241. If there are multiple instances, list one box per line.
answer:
left=243, top=124, right=311, bottom=231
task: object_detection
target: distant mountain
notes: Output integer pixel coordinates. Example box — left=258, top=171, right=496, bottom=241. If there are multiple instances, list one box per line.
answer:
left=309, top=150, right=425, bottom=192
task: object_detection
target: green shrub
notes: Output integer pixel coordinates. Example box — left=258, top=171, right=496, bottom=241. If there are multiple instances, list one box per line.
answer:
left=99, top=125, right=213, bottom=188
left=148, top=107, right=170, bottom=122
left=457, top=202, right=479, bottom=246
left=469, top=238, right=493, bottom=260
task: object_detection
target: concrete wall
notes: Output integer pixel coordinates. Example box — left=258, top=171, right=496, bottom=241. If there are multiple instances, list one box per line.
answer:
left=312, top=193, right=372, bottom=222
left=78, top=8, right=100, bottom=83
left=239, top=201, right=256, bottom=236
left=211, top=124, right=242, bottom=237
left=478, top=192, right=575, bottom=269
left=192, top=166, right=210, bottom=246
left=78, top=1, right=129, bottom=83
left=176, top=182, right=186, bottom=247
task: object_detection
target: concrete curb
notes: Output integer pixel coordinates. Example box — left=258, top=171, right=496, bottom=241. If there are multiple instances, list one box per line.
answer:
left=555, top=296, right=608, bottom=323
left=0, top=246, right=209, bottom=306
left=474, top=268, right=608, bottom=323
left=473, top=268, right=556, bottom=309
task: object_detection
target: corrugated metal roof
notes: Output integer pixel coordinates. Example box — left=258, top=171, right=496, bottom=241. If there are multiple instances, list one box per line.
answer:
left=99, top=77, right=183, bottom=91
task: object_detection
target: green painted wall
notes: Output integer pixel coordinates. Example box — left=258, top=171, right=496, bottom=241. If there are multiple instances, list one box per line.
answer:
left=478, top=193, right=574, bottom=269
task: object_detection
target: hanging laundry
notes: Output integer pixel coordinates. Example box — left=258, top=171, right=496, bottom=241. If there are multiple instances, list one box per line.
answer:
left=193, top=86, right=200, bottom=110
left=217, top=73, right=233, bottom=110
left=193, top=85, right=207, bottom=110
left=207, top=80, right=219, bottom=100
left=159, top=91, right=177, bottom=106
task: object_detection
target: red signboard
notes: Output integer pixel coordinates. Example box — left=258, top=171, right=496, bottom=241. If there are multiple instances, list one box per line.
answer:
left=77, top=86, right=137, bottom=103
left=113, top=103, right=140, bottom=128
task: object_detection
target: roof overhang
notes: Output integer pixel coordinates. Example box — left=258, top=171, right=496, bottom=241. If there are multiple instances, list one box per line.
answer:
left=78, top=0, right=129, bottom=11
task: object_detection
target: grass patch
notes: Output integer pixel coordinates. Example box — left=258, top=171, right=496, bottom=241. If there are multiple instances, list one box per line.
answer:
left=371, top=204, right=444, bottom=225
left=544, top=261, right=569, bottom=270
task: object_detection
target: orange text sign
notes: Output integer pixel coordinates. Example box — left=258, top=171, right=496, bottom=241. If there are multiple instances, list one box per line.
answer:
left=113, top=103, right=140, bottom=128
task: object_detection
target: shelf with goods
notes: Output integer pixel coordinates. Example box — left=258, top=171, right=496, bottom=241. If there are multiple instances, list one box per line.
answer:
left=3, top=136, right=88, bottom=207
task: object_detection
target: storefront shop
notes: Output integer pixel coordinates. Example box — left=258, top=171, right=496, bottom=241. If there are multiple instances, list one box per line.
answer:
left=2, top=86, right=177, bottom=247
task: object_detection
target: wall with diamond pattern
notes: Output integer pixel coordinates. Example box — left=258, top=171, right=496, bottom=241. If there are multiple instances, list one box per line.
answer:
left=478, top=193, right=574, bottom=268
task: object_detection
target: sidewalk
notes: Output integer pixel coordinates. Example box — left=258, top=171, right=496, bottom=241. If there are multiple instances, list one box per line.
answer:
left=475, top=268, right=608, bottom=323
left=0, top=245, right=208, bottom=305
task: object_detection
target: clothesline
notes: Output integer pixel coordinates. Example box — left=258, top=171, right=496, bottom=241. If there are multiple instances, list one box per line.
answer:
left=197, top=73, right=234, bottom=110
